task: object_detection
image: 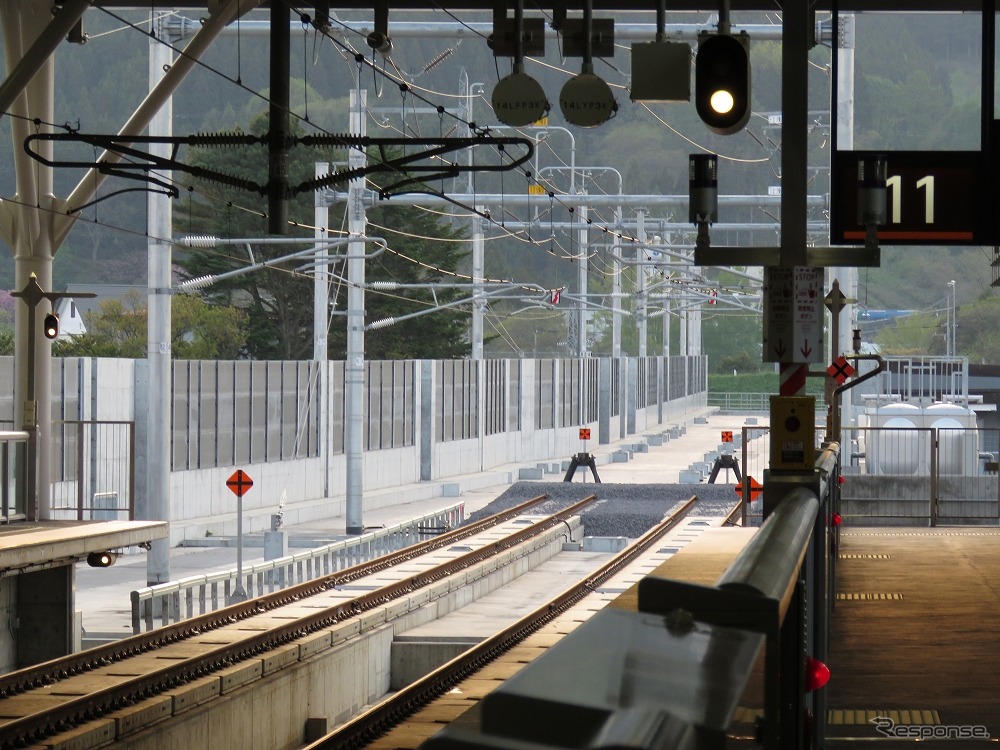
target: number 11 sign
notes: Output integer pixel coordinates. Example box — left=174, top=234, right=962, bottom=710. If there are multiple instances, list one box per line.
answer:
left=830, top=150, right=987, bottom=246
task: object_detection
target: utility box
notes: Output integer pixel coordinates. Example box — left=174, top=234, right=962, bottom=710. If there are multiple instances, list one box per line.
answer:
left=629, top=41, right=691, bottom=102
left=769, top=396, right=816, bottom=471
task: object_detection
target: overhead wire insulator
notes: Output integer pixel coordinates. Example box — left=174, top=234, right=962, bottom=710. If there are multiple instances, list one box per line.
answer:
left=177, top=275, right=216, bottom=292
left=179, top=236, right=219, bottom=248
left=367, top=281, right=400, bottom=290
left=423, top=48, right=454, bottom=74
left=368, top=317, right=396, bottom=330
left=186, top=132, right=263, bottom=147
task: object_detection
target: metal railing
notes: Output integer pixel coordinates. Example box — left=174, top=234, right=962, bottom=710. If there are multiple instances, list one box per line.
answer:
left=708, top=391, right=772, bottom=413
left=130, top=502, right=465, bottom=633
left=737, top=423, right=1000, bottom=526
left=50, top=420, right=136, bottom=521
left=0, top=431, right=28, bottom=522
left=841, top=426, right=999, bottom=525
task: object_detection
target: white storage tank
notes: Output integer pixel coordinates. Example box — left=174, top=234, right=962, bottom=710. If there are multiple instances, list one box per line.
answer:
left=925, top=402, right=977, bottom=475
left=867, top=412, right=927, bottom=476
left=865, top=402, right=979, bottom=476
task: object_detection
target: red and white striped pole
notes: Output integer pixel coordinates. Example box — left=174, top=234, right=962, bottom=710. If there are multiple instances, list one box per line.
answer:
left=779, top=362, right=808, bottom=396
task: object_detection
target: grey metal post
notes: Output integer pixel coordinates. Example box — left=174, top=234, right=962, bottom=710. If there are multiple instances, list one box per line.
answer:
left=345, top=89, right=367, bottom=535
left=144, top=14, right=174, bottom=584
left=660, top=235, right=671, bottom=359
left=420, top=360, right=434, bottom=481
left=626, top=357, right=637, bottom=436
left=314, top=162, right=330, bottom=362
left=229, top=493, right=247, bottom=603
left=636, top=210, right=647, bottom=358
left=314, top=163, right=331, bottom=498
left=836, top=15, right=858, bottom=364
left=679, top=300, right=688, bottom=356
left=612, top=246, right=622, bottom=359
left=598, top=357, right=611, bottom=445
left=577, top=204, right=589, bottom=357
left=471, top=207, right=485, bottom=360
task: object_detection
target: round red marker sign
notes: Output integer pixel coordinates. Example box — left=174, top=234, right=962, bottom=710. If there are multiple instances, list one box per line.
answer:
left=227, top=469, right=253, bottom=497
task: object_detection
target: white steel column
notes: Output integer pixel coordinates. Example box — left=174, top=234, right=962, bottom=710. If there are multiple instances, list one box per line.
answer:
left=145, top=14, right=174, bottom=584
left=577, top=204, right=589, bottom=357
left=314, top=162, right=331, bottom=498
left=345, top=90, right=367, bottom=535
left=471, top=207, right=485, bottom=360
left=837, top=13, right=858, bottom=359
left=2, top=3, right=63, bottom=520
left=612, top=252, right=622, bottom=358
left=636, top=210, right=648, bottom=358
left=314, top=162, right=330, bottom=362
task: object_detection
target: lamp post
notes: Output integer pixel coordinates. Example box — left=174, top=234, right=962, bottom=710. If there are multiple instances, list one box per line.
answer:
left=10, top=275, right=94, bottom=520
left=948, top=280, right=957, bottom=357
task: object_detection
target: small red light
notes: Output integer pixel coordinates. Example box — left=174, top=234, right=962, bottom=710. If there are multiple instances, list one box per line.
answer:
left=805, top=656, right=830, bottom=692
left=838, top=475, right=846, bottom=485
left=832, top=513, right=842, bottom=527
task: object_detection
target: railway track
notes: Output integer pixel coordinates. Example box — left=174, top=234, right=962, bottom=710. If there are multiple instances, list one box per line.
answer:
left=0, top=493, right=600, bottom=749
left=304, top=494, right=708, bottom=750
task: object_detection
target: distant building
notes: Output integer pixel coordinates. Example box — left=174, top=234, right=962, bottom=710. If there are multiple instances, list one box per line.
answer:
left=52, top=284, right=147, bottom=341
left=52, top=298, right=87, bottom=339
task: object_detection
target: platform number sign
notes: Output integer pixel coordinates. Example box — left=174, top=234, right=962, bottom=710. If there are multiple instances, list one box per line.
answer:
left=579, top=428, right=592, bottom=441
left=831, top=150, right=986, bottom=246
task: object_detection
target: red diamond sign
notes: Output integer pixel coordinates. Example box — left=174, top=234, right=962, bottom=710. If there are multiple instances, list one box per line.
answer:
left=226, top=469, right=253, bottom=498
left=826, top=355, right=855, bottom=385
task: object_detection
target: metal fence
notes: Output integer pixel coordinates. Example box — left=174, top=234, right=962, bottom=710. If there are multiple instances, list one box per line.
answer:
left=0, top=431, right=28, bottom=521
left=709, top=392, right=772, bottom=413
left=50, top=420, right=135, bottom=521
left=130, top=502, right=465, bottom=633
left=841, top=426, right=999, bottom=525
left=737, top=424, right=1000, bottom=526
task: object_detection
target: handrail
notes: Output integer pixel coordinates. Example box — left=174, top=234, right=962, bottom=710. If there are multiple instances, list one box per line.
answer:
left=717, top=487, right=818, bottom=623
left=130, top=502, right=465, bottom=632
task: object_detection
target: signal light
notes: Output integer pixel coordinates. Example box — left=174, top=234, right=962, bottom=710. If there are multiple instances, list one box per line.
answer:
left=87, top=551, right=117, bottom=568
left=695, top=33, right=751, bottom=135
left=805, top=656, right=830, bottom=692
left=43, top=313, right=60, bottom=340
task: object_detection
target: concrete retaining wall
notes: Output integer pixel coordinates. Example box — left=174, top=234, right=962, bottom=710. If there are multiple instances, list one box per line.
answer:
left=108, top=518, right=582, bottom=748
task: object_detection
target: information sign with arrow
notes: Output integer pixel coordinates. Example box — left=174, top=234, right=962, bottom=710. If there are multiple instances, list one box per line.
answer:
left=763, top=266, right=823, bottom=363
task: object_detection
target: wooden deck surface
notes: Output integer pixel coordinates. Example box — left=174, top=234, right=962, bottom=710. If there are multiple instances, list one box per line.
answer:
left=827, top=528, right=1000, bottom=748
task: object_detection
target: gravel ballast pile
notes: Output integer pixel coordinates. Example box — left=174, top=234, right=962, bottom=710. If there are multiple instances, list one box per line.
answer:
left=465, top=482, right=741, bottom=539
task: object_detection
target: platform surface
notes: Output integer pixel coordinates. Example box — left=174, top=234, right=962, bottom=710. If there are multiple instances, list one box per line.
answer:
left=826, top=527, right=1000, bottom=748
left=0, top=520, right=167, bottom=571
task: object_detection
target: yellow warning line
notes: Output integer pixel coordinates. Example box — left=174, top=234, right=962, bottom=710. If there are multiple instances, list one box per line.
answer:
left=836, top=592, right=904, bottom=600
left=734, top=708, right=941, bottom=725
left=827, top=709, right=941, bottom=725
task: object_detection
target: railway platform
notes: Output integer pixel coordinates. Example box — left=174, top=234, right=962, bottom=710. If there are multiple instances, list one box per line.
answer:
left=825, top=528, right=1000, bottom=748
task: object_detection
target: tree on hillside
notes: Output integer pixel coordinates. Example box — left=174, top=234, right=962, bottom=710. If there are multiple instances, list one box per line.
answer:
left=177, top=109, right=471, bottom=360
left=873, top=310, right=941, bottom=356
left=52, top=291, right=247, bottom=358
left=347, top=204, right=470, bottom=359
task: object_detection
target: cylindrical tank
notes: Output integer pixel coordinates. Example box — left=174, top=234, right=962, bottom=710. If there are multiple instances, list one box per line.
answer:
left=926, top=403, right=977, bottom=475
left=873, top=415, right=920, bottom=475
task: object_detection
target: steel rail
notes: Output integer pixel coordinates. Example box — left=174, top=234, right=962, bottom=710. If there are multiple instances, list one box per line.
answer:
left=0, top=494, right=594, bottom=747
left=306, top=495, right=700, bottom=750
left=0, top=494, right=553, bottom=699
left=724, top=498, right=744, bottom=526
